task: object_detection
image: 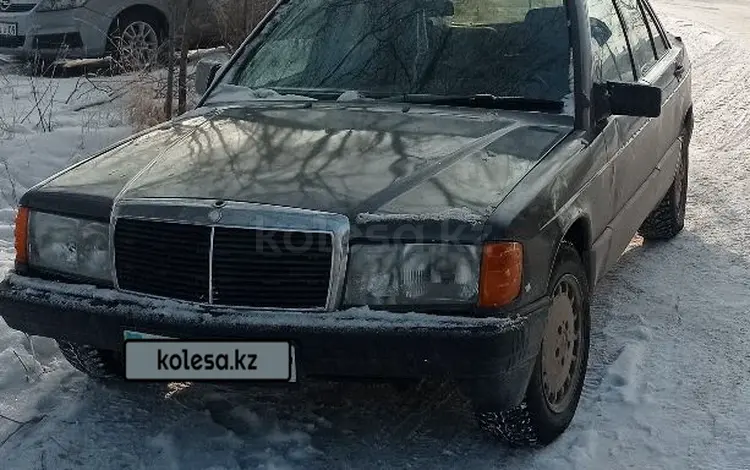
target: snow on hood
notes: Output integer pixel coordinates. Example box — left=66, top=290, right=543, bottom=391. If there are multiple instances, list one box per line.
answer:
left=202, top=83, right=317, bottom=105
left=355, top=207, right=486, bottom=225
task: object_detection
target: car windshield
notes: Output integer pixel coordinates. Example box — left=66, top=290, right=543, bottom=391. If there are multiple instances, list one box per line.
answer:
left=221, top=0, right=573, bottom=110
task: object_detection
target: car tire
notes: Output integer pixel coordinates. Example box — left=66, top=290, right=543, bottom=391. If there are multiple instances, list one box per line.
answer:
left=58, top=341, right=126, bottom=382
left=107, top=11, right=165, bottom=73
left=638, top=128, right=690, bottom=240
left=472, top=241, right=591, bottom=447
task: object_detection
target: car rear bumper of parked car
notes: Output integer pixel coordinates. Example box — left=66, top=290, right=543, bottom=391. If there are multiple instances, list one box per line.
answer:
left=0, top=272, right=547, bottom=398
left=0, top=8, right=110, bottom=60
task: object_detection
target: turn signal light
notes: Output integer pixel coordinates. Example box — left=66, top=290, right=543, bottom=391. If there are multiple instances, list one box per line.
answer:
left=478, top=242, right=523, bottom=308
left=14, top=207, right=29, bottom=264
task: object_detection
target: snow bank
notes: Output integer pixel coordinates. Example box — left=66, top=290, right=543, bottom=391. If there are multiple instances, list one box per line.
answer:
left=355, top=207, right=486, bottom=226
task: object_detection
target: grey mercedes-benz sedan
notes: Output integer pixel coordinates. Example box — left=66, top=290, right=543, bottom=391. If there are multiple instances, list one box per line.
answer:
left=1, top=0, right=692, bottom=448
left=0, top=0, right=219, bottom=67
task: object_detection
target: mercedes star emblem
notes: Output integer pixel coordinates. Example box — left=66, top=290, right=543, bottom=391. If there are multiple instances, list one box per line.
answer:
left=208, top=209, right=222, bottom=223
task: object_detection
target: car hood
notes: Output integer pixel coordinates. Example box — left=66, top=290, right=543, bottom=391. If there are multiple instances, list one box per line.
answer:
left=32, top=102, right=572, bottom=223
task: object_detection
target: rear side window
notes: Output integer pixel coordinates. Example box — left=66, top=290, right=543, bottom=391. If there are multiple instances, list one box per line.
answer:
left=589, top=0, right=634, bottom=82
left=640, top=1, right=669, bottom=58
left=616, top=0, right=658, bottom=77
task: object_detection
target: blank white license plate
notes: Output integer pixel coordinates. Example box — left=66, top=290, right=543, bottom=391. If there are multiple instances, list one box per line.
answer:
left=0, top=23, right=17, bottom=36
left=123, top=331, right=296, bottom=382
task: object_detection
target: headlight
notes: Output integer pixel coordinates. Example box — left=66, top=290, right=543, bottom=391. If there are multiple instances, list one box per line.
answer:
left=28, top=211, right=111, bottom=282
left=36, top=0, right=89, bottom=12
left=344, top=244, right=481, bottom=306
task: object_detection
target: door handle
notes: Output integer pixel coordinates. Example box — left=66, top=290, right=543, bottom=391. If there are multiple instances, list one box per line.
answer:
left=674, top=63, right=685, bottom=79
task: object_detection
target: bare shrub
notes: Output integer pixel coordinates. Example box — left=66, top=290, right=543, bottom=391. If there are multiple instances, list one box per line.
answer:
left=209, top=0, right=276, bottom=52
left=125, top=81, right=170, bottom=131
left=0, top=71, right=21, bottom=139
left=26, top=73, right=59, bottom=133
left=122, top=63, right=200, bottom=131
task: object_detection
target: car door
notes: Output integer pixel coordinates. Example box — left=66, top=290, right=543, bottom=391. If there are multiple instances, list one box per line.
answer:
left=600, top=0, right=687, bottom=270
left=586, top=0, right=636, bottom=280
left=610, top=0, right=681, bottom=206
left=601, top=0, right=656, bottom=222
left=587, top=0, right=686, bottom=275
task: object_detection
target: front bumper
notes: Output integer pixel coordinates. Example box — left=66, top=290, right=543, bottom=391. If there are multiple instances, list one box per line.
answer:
left=0, top=7, right=109, bottom=59
left=0, top=273, right=548, bottom=393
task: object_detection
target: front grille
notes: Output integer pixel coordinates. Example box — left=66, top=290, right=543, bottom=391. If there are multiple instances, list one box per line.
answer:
left=114, top=219, right=333, bottom=309
left=115, top=219, right=211, bottom=303
left=0, top=35, right=24, bottom=48
left=212, top=227, right=333, bottom=308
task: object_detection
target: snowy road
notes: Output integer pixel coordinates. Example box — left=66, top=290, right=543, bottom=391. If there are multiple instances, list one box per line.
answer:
left=1, top=1, right=750, bottom=469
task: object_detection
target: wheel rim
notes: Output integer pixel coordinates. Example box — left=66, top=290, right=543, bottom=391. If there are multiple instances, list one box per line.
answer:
left=541, top=274, right=584, bottom=414
left=673, top=135, right=688, bottom=221
left=118, top=21, right=159, bottom=70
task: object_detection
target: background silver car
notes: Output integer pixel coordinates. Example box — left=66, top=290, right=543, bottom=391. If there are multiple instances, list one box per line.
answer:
left=0, top=0, right=221, bottom=67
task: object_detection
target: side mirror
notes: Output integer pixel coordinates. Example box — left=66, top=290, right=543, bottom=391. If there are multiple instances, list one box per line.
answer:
left=195, top=58, right=225, bottom=96
left=593, top=81, right=662, bottom=121
left=590, top=17, right=612, bottom=47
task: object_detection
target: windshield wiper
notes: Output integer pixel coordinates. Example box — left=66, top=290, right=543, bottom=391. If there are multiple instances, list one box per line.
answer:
left=270, top=87, right=361, bottom=100
left=261, top=89, right=565, bottom=112
left=383, top=94, right=565, bottom=112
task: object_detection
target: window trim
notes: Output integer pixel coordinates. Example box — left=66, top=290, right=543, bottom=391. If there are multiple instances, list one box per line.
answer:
left=613, top=0, right=667, bottom=81
left=610, top=0, right=639, bottom=81
left=637, top=0, right=659, bottom=59
left=639, top=0, right=672, bottom=49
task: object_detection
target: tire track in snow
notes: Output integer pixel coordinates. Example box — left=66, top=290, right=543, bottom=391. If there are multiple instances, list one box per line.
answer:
left=691, top=41, right=750, bottom=152
left=657, top=14, right=750, bottom=468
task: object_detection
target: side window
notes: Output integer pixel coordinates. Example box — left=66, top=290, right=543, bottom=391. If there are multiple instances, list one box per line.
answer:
left=588, top=0, right=634, bottom=83
left=615, top=0, right=658, bottom=77
left=641, top=1, right=669, bottom=58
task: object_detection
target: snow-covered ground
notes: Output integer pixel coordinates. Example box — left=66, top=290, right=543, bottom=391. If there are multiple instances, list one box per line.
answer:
left=1, top=1, right=750, bottom=468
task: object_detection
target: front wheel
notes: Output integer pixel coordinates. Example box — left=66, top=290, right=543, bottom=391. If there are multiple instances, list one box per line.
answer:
left=473, top=241, right=591, bottom=447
